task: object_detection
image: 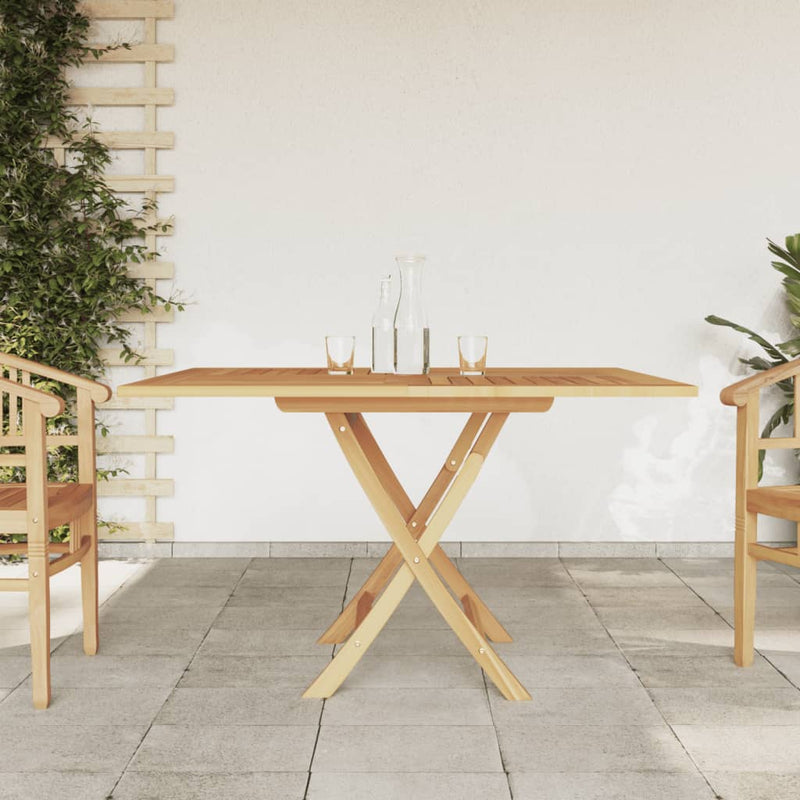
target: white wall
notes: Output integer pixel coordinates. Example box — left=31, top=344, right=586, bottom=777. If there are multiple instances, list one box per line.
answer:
left=103, top=0, right=800, bottom=543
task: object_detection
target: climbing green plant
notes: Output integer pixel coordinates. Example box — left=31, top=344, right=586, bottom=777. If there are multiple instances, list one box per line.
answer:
left=706, top=234, right=800, bottom=475
left=0, top=0, right=181, bottom=540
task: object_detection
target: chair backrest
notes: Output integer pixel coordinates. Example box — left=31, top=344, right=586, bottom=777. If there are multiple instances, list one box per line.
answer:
left=721, top=358, right=800, bottom=497
left=0, top=353, right=110, bottom=483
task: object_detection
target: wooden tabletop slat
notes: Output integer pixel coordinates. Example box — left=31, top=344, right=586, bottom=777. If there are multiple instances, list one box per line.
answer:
left=118, top=367, right=697, bottom=400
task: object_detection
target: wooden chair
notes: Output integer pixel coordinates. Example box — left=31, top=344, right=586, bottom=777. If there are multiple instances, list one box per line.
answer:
left=0, top=353, right=111, bottom=708
left=721, top=358, right=800, bottom=667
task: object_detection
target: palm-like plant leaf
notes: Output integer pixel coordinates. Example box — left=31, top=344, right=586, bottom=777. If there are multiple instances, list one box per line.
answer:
left=705, top=316, right=787, bottom=363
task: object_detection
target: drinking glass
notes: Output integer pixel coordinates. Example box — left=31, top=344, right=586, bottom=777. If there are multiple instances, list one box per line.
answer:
left=325, top=336, right=355, bottom=375
left=458, top=336, right=488, bottom=376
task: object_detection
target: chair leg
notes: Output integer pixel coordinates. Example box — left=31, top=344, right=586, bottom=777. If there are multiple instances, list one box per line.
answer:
left=28, top=559, right=51, bottom=710
left=77, top=514, right=99, bottom=656
left=734, top=511, right=757, bottom=667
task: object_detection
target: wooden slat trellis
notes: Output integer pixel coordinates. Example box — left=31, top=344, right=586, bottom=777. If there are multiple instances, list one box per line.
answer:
left=68, top=0, right=176, bottom=541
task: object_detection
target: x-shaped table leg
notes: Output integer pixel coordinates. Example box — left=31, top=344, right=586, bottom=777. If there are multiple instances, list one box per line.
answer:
left=318, top=412, right=512, bottom=644
left=304, top=411, right=531, bottom=701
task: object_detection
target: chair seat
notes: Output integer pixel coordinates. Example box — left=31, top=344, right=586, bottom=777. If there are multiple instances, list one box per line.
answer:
left=0, top=483, right=94, bottom=532
left=747, top=485, right=800, bottom=522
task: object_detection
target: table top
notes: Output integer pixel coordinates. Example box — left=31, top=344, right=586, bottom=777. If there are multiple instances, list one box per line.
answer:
left=118, top=367, right=697, bottom=399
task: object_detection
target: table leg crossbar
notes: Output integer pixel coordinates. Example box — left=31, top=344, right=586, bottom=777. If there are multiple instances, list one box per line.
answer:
left=303, top=411, right=531, bottom=701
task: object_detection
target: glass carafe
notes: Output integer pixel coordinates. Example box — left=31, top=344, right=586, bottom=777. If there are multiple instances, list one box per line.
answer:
left=371, top=276, right=394, bottom=373
left=393, top=255, right=429, bottom=374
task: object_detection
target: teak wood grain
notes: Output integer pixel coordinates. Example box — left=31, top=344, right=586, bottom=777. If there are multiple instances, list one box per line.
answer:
left=720, top=357, right=800, bottom=667
left=118, top=364, right=697, bottom=701
left=119, top=366, right=697, bottom=400
left=0, top=353, right=110, bottom=708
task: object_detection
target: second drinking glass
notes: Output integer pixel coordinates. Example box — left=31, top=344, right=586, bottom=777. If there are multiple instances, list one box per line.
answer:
left=394, top=255, right=429, bottom=374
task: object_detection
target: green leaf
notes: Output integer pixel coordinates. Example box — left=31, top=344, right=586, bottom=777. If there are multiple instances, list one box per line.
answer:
left=705, top=316, right=788, bottom=363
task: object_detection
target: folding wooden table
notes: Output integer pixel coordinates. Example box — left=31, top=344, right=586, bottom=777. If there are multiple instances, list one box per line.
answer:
left=119, top=366, right=696, bottom=700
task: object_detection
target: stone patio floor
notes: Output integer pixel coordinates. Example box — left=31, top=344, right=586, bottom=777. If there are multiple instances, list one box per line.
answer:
left=1, top=556, right=800, bottom=799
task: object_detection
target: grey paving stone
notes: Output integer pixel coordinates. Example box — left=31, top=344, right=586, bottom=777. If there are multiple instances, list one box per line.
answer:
left=306, top=771, right=511, bottom=799
left=610, top=627, right=733, bottom=657
left=689, top=584, right=800, bottom=609
left=247, top=558, right=351, bottom=570
left=751, top=631, right=800, bottom=652
left=313, top=724, right=503, bottom=772
left=593, top=605, right=730, bottom=631
left=130, top=724, right=318, bottom=773
left=322, top=687, right=491, bottom=726
left=112, top=771, right=307, bottom=800
left=0, top=724, right=145, bottom=772
left=0, top=686, right=171, bottom=726
left=717, top=605, right=800, bottom=630
left=509, top=771, right=715, bottom=799
left=704, top=772, right=800, bottom=799
left=629, top=655, right=792, bottom=689
left=499, top=654, right=641, bottom=688
left=352, top=628, right=465, bottom=656
left=381, top=603, right=453, bottom=629
left=0, top=658, right=30, bottom=689
left=487, top=603, right=602, bottom=630
left=649, top=687, right=800, bottom=725
left=492, top=626, right=618, bottom=656
left=198, top=628, right=327, bottom=657
left=230, top=585, right=346, bottom=606
left=496, top=725, right=695, bottom=773
left=0, top=634, right=66, bottom=658
left=344, top=656, right=484, bottom=689
left=673, top=725, right=800, bottom=772
left=178, top=655, right=332, bottom=688
left=489, top=687, right=663, bottom=726
left=156, top=687, right=322, bottom=726
left=0, top=772, right=117, bottom=800
left=680, top=571, right=800, bottom=589
left=763, top=651, right=800, bottom=686
left=661, top=558, right=784, bottom=576
left=214, top=605, right=337, bottom=629
left=563, top=559, right=685, bottom=588
left=467, top=586, right=590, bottom=607
left=47, top=655, right=187, bottom=688
left=344, top=582, right=433, bottom=607
left=105, top=585, right=233, bottom=608
left=99, top=604, right=221, bottom=627
left=131, top=570, right=244, bottom=589
left=583, top=587, right=709, bottom=608
left=455, top=559, right=574, bottom=587
left=57, top=624, right=207, bottom=657
left=244, top=559, right=351, bottom=586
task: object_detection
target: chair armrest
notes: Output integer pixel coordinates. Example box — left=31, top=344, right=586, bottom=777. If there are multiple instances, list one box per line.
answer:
left=0, top=376, right=64, bottom=417
left=0, top=352, right=111, bottom=404
left=720, top=358, right=800, bottom=407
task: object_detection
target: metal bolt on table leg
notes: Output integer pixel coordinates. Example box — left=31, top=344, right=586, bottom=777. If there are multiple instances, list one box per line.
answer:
left=354, top=640, right=361, bottom=647
left=413, top=556, right=420, bottom=563
left=338, top=426, right=346, bottom=432
left=478, top=647, right=486, bottom=654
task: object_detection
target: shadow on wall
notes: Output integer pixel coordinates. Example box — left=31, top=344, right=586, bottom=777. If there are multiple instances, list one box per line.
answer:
left=609, top=355, right=796, bottom=542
